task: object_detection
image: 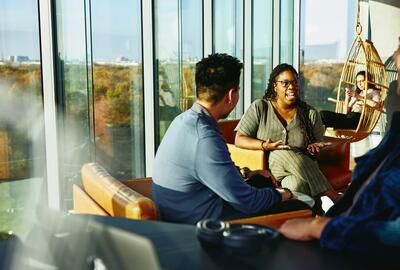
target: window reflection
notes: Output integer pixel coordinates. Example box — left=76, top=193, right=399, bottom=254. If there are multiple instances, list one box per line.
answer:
left=213, top=0, right=243, bottom=118
left=0, top=0, right=44, bottom=234
left=55, top=0, right=91, bottom=209
left=91, top=0, right=144, bottom=179
left=280, top=0, right=294, bottom=64
left=154, top=0, right=202, bottom=144
left=252, top=0, right=273, bottom=100
left=300, top=0, right=356, bottom=110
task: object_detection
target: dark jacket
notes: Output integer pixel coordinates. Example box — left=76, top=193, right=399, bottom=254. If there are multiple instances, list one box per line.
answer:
left=321, top=112, right=400, bottom=256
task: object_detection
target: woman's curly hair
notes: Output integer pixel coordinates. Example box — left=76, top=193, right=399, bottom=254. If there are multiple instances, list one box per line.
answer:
left=263, top=63, right=316, bottom=145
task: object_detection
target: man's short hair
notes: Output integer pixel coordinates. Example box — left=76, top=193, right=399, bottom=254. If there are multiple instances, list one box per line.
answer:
left=195, top=53, right=243, bottom=104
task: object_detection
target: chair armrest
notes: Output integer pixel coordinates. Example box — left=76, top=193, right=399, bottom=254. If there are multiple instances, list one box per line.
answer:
left=319, top=136, right=350, bottom=169
left=73, top=184, right=109, bottom=216
left=228, top=209, right=312, bottom=229
left=81, top=163, right=159, bottom=220
left=123, top=178, right=153, bottom=198
left=227, top=144, right=266, bottom=171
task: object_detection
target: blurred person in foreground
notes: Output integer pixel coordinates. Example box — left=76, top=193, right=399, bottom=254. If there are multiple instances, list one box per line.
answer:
left=152, top=53, right=308, bottom=225
left=279, top=48, right=400, bottom=257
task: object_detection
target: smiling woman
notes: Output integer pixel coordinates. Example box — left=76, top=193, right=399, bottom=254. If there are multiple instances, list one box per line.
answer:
left=235, top=64, right=340, bottom=213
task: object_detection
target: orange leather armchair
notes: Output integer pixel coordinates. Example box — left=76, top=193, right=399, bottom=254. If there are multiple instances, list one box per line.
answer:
left=73, top=163, right=159, bottom=220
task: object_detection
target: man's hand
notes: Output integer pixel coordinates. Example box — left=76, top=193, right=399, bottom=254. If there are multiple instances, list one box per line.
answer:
left=307, top=142, right=332, bottom=155
left=263, top=138, right=291, bottom=151
left=279, top=217, right=331, bottom=241
left=276, top=188, right=297, bottom=201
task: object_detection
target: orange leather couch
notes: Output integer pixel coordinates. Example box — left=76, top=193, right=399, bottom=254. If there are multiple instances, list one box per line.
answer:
left=73, top=163, right=159, bottom=220
left=218, top=120, right=352, bottom=192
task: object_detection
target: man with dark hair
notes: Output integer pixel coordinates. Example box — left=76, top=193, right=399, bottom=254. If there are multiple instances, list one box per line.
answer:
left=152, top=53, right=303, bottom=224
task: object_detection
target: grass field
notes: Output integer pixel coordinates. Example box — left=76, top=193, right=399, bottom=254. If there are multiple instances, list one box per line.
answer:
left=0, top=178, right=43, bottom=237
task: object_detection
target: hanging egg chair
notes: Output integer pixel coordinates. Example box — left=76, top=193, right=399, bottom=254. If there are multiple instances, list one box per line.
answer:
left=325, top=1, right=388, bottom=142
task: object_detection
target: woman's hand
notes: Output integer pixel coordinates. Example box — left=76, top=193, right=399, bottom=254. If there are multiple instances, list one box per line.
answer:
left=345, top=87, right=354, bottom=97
left=307, top=142, right=332, bottom=155
left=262, top=139, right=291, bottom=151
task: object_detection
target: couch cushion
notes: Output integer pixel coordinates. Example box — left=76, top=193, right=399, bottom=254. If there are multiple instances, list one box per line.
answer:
left=227, top=144, right=265, bottom=170
left=81, top=163, right=159, bottom=220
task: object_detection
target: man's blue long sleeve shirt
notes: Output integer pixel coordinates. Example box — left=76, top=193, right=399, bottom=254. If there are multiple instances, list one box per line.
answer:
left=152, top=103, right=281, bottom=224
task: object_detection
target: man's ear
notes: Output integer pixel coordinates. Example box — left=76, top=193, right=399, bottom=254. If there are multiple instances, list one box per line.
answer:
left=226, top=88, right=236, bottom=104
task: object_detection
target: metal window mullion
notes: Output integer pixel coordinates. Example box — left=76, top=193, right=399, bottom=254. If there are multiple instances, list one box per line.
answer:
left=272, top=0, right=280, bottom=67
left=84, top=0, right=96, bottom=161
left=178, top=0, right=183, bottom=105
left=203, top=0, right=212, bottom=56
left=143, top=0, right=155, bottom=176
left=38, top=0, right=61, bottom=210
left=293, top=0, right=300, bottom=70
left=243, top=0, right=252, bottom=108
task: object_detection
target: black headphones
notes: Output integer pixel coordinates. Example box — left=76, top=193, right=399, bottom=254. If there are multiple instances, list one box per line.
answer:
left=196, top=219, right=279, bottom=254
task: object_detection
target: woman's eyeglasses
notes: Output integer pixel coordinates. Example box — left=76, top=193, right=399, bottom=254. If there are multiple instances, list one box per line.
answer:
left=275, top=79, right=298, bottom=88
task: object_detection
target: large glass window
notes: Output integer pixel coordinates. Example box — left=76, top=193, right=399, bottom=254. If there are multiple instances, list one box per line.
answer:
left=280, top=0, right=294, bottom=64
left=91, top=0, right=144, bottom=180
left=55, top=0, right=144, bottom=208
left=300, top=0, right=356, bottom=110
left=0, top=0, right=45, bottom=233
left=213, top=0, right=244, bottom=118
left=252, top=0, right=273, bottom=100
left=54, top=0, right=91, bottom=209
left=154, top=0, right=202, bottom=144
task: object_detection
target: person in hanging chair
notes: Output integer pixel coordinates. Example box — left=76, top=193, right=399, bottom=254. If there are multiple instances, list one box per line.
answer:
left=320, top=71, right=382, bottom=130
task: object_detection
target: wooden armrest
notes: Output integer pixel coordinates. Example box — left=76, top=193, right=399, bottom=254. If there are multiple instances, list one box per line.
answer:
left=227, top=144, right=266, bottom=170
left=228, top=209, right=312, bottom=229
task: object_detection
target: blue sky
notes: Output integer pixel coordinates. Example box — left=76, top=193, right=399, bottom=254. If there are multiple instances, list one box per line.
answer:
left=301, top=0, right=357, bottom=60
left=0, top=0, right=356, bottom=62
left=0, top=0, right=40, bottom=59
